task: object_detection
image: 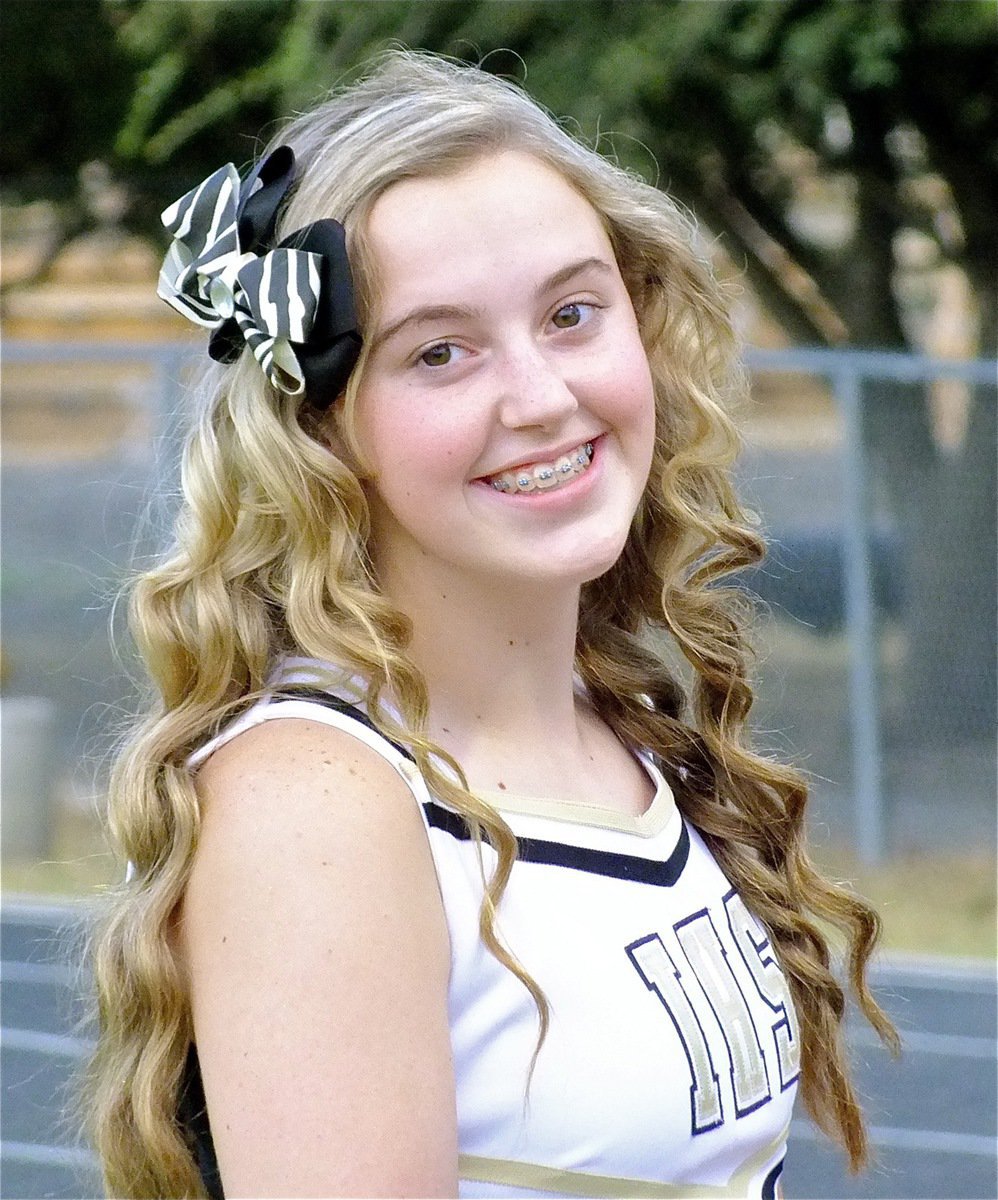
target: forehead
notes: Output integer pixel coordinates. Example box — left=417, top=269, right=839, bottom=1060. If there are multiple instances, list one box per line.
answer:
left=364, top=151, right=614, bottom=312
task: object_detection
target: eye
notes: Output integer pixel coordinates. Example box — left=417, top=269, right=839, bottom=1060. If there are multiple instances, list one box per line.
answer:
left=551, top=302, right=594, bottom=330
left=419, top=342, right=457, bottom=367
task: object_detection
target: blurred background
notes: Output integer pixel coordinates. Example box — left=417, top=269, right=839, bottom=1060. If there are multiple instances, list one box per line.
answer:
left=4, top=0, right=994, bottom=933
left=1, top=2, right=995, bottom=1195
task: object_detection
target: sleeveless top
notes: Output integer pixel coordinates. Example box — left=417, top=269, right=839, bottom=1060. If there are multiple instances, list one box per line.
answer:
left=180, top=659, right=800, bottom=1198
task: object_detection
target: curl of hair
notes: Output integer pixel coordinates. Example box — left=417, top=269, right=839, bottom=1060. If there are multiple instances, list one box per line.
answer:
left=82, top=50, right=896, bottom=1198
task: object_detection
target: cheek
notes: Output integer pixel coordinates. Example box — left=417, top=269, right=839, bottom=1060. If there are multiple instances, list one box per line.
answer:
left=357, top=388, right=483, bottom=498
left=593, top=331, right=656, bottom=438
left=626, top=355, right=657, bottom=421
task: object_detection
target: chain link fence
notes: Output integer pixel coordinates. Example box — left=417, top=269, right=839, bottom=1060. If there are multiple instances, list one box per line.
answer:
left=2, top=342, right=995, bottom=869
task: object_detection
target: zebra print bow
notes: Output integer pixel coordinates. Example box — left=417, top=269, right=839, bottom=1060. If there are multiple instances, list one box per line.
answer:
left=157, top=147, right=361, bottom=404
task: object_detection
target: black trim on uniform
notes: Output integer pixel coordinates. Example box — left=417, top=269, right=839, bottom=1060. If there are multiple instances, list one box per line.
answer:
left=269, top=687, right=414, bottom=759
left=761, top=1156, right=784, bottom=1200
left=178, top=1045, right=224, bottom=1200
left=423, top=801, right=691, bottom=886
left=266, top=691, right=693, bottom=886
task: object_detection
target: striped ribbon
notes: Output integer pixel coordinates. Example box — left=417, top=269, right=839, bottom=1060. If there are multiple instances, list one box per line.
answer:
left=157, top=162, right=323, bottom=395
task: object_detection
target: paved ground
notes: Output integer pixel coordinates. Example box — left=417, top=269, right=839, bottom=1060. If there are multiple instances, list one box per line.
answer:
left=783, top=958, right=997, bottom=1199
left=2, top=900, right=995, bottom=1199
left=2, top=902, right=102, bottom=1199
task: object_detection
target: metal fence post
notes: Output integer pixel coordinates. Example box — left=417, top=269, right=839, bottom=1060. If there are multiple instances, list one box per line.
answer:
left=836, top=366, right=885, bottom=864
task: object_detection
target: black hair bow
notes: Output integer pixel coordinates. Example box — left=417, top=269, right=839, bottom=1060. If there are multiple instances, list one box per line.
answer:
left=157, top=146, right=361, bottom=407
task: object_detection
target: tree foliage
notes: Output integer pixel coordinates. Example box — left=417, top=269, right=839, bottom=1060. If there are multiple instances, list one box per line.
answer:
left=4, top=0, right=994, bottom=742
left=4, top=0, right=994, bottom=352
left=0, top=0, right=133, bottom=197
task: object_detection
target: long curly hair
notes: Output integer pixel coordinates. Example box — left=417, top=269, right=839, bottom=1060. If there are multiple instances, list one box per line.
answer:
left=83, top=49, right=897, bottom=1198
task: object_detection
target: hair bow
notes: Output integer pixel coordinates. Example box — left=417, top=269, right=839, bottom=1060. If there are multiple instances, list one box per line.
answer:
left=157, top=146, right=361, bottom=406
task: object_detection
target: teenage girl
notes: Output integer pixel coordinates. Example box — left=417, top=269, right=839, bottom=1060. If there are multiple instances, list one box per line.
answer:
left=85, top=50, right=895, bottom=1199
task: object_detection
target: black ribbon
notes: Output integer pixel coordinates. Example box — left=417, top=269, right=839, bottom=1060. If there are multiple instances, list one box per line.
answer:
left=207, top=146, right=362, bottom=409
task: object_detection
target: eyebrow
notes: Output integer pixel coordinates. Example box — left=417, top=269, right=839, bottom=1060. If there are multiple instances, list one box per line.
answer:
left=371, top=255, right=616, bottom=350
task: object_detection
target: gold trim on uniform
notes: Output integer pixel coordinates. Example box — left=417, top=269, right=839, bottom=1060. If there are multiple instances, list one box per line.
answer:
left=475, top=774, right=677, bottom=839
left=457, top=1123, right=789, bottom=1197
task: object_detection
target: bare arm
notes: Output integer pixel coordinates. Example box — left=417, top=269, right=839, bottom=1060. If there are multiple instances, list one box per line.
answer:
left=178, top=718, right=457, bottom=1198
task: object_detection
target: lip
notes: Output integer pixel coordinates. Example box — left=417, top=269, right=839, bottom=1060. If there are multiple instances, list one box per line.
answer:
left=474, top=434, right=603, bottom=482
left=471, top=435, right=604, bottom=507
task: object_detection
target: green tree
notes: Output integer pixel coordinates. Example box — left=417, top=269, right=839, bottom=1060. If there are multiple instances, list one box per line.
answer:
left=8, top=0, right=995, bottom=350
left=5, top=0, right=994, bottom=742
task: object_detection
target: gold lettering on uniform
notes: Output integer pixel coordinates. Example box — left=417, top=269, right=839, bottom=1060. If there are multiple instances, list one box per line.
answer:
left=724, top=893, right=801, bottom=1089
left=627, top=934, right=723, bottom=1133
left=675, top=913, right=771, bottom=1114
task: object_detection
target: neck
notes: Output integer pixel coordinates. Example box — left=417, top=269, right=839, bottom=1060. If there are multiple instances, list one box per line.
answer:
left=370, top=549, right=658, bottom=817
left=378, top=557, right=586, bottom=772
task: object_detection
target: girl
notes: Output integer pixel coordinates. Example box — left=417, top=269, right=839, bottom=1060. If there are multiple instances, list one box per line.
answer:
left=86, top=50, right=895, bottom=1199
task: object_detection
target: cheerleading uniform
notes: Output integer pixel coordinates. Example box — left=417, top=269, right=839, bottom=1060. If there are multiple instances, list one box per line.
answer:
left=182, top=660, right=800, bottom=1198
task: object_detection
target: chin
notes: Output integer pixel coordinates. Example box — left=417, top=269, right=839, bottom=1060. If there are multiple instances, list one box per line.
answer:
left=522, top=529, right=630, bottom=587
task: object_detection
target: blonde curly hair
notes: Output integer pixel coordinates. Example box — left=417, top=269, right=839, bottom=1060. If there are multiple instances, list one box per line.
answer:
left=83, top=49, right=896, bottom=1198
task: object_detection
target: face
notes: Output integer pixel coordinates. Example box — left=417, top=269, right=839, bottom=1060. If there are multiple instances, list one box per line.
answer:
left=347, top=150, right=656, bottom=599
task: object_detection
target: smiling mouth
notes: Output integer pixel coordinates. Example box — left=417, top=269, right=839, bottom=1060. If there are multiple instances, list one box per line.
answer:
left=484, top=440, right=596, bottom=495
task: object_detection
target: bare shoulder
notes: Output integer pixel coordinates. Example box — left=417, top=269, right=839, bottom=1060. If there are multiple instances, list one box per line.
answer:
left=180, top=718, right=457, bottom=1197
left=185, top=717, right=446, bottom=971
left=190, top=715, right=434, bottom=884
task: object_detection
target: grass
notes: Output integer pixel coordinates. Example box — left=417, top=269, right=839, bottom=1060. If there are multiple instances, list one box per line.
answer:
left=811, top=844, right=997, bottom=961
left=4, top=801, right=995, bottom=962
left=2, top=803, right=118, bottom=897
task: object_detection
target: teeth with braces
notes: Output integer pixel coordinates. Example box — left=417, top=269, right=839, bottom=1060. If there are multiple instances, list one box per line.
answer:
left=489, top=441, right=594, bottom=494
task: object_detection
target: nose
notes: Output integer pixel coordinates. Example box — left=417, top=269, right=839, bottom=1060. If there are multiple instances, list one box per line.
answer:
left=495, top=343, right=579, bottom=430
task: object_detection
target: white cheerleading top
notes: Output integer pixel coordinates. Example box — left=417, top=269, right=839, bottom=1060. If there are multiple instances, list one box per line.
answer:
left=190, top=660, right=800, bottom=1199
